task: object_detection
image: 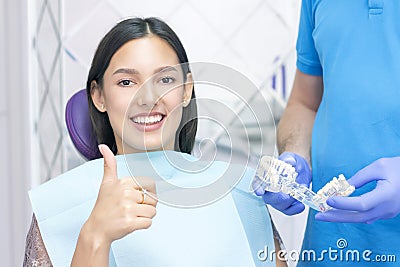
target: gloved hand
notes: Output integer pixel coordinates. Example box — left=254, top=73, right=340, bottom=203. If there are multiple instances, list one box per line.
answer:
left=315, top=157, right=400, bottom=224
left=254, top=152, right=312, bottom=215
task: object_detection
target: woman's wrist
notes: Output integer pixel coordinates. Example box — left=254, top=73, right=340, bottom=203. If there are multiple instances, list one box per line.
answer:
left=79, top=220, right=111, bottom=251
left=71, top=221, right=111, bottom=267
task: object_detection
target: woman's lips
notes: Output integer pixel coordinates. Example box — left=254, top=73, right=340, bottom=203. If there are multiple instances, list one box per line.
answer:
left=130, top=112, right=165, bottom=132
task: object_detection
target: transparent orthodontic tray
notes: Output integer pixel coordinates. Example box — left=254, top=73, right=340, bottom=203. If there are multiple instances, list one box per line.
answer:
left=253, top=156, right=355, bottom=212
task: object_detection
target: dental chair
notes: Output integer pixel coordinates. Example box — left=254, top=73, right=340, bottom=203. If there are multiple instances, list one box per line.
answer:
left=65, top=89, right=101, bottom=160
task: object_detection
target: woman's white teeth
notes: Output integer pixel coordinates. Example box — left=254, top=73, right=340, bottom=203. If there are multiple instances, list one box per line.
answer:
left=133, top=114, right=163, bottom=124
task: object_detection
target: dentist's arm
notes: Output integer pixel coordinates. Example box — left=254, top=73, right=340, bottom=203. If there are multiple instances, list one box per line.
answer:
left=277, top=69, right=323, bottom=161
left=258, top=70, right=323, bottom=215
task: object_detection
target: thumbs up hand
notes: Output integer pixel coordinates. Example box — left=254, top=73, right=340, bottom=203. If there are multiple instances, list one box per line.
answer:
left=83, top=144, right=157, bottom=245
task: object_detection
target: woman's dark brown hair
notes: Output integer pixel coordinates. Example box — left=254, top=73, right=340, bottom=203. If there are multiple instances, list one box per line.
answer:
left=86, top=17, right=197, bottom=156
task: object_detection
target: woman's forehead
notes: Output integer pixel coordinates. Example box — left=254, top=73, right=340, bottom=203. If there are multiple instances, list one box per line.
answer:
left=107, top=36, right=180, bottom=75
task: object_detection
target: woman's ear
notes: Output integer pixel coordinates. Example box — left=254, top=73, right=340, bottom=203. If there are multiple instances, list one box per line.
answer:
left=91, top=80, right=106, bottom=112
left=183, top=73, right=193, bottom=107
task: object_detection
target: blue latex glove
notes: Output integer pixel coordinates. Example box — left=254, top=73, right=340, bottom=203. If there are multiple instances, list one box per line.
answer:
left=254, top=152, right=312, bottom=215
left=315, top=157, right=400, bottom=224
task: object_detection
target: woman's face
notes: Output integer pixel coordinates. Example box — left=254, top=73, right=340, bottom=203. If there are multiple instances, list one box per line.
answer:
left=92, top=36, right=193, bottom=154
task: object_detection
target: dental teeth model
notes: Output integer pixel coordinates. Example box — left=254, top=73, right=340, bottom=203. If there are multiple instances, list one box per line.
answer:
left=254, top=156, right=355, bottom=212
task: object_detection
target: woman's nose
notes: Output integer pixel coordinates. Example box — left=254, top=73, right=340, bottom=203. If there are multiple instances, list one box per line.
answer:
left=136, top=83, right=158, bottom=107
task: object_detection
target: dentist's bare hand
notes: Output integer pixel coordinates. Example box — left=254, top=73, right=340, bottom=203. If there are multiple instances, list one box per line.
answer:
left=84, top=144, right=157, bottom=245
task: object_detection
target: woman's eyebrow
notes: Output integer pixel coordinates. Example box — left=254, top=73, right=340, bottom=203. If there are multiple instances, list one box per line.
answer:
left=153, top=66, right=178, bottom=74
left=112, top=68, right=140, bottom=75
left=112, top=66, right=178, bottom=76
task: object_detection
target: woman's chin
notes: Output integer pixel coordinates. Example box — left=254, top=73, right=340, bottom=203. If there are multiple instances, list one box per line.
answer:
left=122, top=140, right=173, bottom=153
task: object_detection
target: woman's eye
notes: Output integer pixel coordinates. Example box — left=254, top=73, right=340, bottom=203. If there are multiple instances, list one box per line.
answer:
left=118, top=80, right=134, bottom=86
left=160, top=77, right=175, bottom=84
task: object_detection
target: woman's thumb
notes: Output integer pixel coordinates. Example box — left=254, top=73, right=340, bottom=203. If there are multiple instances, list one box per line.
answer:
left=98, top=144, right=117, bottom=182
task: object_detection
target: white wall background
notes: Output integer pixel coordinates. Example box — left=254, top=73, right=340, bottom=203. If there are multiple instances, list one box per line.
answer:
left=0, top=0, right=307, bottom=266
left=0, top=0, right=34, bottom=266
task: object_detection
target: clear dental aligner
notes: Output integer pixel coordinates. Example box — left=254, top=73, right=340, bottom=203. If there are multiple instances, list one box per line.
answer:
left=254, top=156, right=355, bottom=212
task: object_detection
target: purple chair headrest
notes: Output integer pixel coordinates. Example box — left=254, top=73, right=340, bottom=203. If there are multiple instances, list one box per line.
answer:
left=65, top=89, right=101, bottom=160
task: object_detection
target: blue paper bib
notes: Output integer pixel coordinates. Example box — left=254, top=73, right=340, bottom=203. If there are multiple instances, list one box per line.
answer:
left=29, top=151, right=276, bottom=266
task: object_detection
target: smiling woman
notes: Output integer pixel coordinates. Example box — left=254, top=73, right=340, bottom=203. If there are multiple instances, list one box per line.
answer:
left=86, top=18, right=197, bottom=156
left=24, top=17, right=198, bottom=267
left=23, top=17, right=283, bottom=267
left=91, top=37, right=194, bottom=154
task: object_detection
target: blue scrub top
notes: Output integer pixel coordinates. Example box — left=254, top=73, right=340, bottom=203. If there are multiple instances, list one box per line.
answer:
left=296, top=0, right=400, bottom=266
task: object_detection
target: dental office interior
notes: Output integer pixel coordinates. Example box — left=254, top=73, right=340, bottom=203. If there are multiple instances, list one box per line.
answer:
left=0, top=0, right=304, bottom=266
